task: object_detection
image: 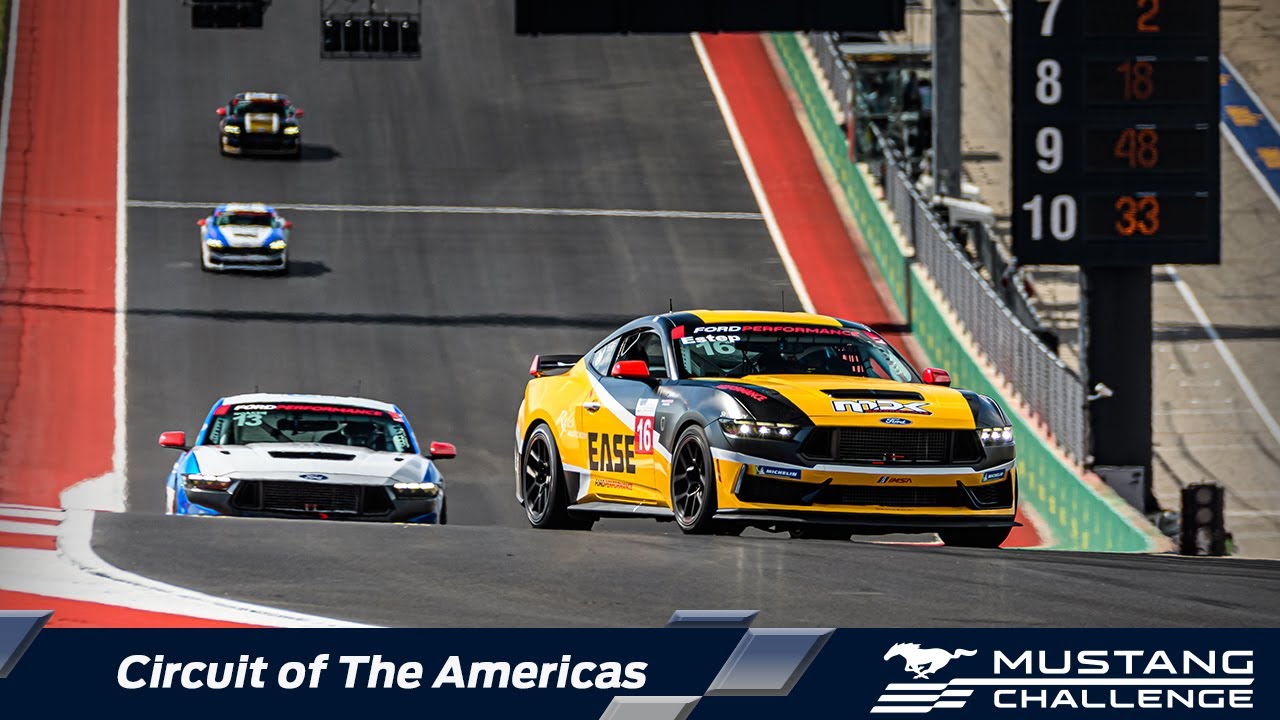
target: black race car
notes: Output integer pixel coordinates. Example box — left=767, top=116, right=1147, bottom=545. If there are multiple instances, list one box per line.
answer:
left=217, top=92, right=303, bottom=157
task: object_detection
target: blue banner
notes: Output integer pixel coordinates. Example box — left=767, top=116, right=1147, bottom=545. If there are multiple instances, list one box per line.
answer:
left=1220, top=57, right=1280, bottom=202
left=0, top=614, right=1275, bottom=719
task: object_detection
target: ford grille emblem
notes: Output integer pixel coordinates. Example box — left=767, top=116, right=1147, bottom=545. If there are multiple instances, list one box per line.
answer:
left=880, top=417, right=912, bottom=425
left=299, top=473, right=328, bottom=481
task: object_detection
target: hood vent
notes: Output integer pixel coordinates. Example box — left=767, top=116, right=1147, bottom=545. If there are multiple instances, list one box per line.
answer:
left=824, top=389, right=924, bottom=401
left=267, top=451, right=356, bottom=461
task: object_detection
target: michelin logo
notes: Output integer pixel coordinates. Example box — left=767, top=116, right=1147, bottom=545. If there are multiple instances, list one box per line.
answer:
left=754, top=465, right=802, bottom=480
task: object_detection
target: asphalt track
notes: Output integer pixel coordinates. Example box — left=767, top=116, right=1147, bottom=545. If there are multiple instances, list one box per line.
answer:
left=97, top=0, right=1280, bottom=627
left=123, top=0, right=784, bottom=526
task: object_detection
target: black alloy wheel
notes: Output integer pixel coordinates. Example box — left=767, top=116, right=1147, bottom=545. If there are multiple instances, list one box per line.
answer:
left=671, top=426, right=718, bottom=534
left=521, top=425, right=592, bottom=530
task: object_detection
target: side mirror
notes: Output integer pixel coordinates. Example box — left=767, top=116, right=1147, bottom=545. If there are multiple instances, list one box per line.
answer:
left=197, top=218, right=206, bottom=226
left=158, top=431, right=188, bottom=450
left=610, top=360, right=650, bottom=381
left=283, top=220, right=293, bottom=229
left=294, top=109, right=304, bottom=117
left=428, top=441, right=456, bottom=460
left=922, top=368, right=952, bottom=387
left=216, top=107, right=227, bottom=116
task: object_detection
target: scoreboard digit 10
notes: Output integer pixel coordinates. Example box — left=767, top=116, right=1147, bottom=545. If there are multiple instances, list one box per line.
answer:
left=1012, top=0, right=1220, bottom=265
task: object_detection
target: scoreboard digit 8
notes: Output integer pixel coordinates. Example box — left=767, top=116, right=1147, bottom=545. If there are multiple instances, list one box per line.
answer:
left=1012, top=0, right=1220, bottom=265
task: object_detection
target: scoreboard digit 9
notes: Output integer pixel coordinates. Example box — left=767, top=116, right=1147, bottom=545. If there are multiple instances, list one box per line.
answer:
left=1012, top=0, right=1220, bottom=265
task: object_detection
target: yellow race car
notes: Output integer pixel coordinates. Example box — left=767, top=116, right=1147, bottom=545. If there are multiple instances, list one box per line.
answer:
left=514, top=311, right=1017, bottom=547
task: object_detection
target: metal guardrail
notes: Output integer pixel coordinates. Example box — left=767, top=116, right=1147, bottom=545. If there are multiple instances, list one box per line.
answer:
left=806, top=32, right=1086, bottom=462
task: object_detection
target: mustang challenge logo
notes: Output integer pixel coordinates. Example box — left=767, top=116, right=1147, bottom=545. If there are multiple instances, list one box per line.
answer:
left=871, top=643, right=1256, bottom=715
left=885, top=643, right=977, bottom=679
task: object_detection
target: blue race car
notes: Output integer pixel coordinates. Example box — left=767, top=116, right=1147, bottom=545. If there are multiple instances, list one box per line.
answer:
left=198, top=203, right=291, bottom=274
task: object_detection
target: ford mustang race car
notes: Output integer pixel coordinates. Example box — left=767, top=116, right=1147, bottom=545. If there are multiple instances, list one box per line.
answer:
left=161, top=393, right=455, bottom=523
left=198, top=203, right=291, bottom=273
left=217, top=91, right=303, bottom=157
left=514, top=311, right=1017, bottom=547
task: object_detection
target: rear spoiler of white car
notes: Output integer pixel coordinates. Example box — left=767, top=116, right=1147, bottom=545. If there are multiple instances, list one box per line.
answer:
left=529, top=354, right=579, bottom=378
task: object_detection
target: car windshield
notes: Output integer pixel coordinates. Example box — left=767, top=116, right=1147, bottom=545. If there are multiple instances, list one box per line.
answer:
left=216, top=212, right=273, bottom=226
left=674, top=324, right=918, bottom=382
left=232, top=101, right=285, bottom=116
left=204, top=403, right=414, bottom=453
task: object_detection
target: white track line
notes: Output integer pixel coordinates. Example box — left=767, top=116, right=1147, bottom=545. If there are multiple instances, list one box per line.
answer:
left=1162, top=265, right=1280, bottom=448
left=0, top=504, right=63, bottom=521
left=126, top=199, right=763, bottom=221
left=0, top=519, right=58, bottom=536
left=991, top=0, right=1012, bottom=22
left=114, top=0, right=129, bottom=509
left=0, top=0, right=19, bottom=232
left=690, top=33, right=816, bottom=312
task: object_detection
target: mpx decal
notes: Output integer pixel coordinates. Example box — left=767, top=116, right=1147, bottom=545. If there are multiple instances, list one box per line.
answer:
left=832, top=399, right=931, bottom=415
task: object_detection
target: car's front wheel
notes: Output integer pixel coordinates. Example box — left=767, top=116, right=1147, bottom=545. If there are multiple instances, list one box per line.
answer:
left=671, top=426, right=718, bottom=534
left=520, top=424, right=592, bottom=530
left=938, top=526, right=1011, bottom=548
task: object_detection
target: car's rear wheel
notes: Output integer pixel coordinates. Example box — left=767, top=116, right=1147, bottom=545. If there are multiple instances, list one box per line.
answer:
left=521, top=424, right=592, bottom=530
left=938, top=526, right=1011, bottom=548
left=671, top=426, right=717, bottom=534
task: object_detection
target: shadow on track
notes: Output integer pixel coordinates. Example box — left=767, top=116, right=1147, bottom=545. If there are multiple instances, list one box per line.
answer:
left=0, top=298, right=632, bottom=330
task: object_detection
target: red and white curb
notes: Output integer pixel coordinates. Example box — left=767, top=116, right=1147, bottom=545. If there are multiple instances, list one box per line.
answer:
left=0, top=496, right=374, bottom=627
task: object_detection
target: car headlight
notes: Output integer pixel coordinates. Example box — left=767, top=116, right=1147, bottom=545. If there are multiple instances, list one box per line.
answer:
left=205, top=239, right=223, bottom=248
left=183, top=474, right=231, bottom=491
left=223, top=125, right=241, bottom=134
left=978, top=426, right=1014, bottom=447
left=392, top=481, right=439, bottom=498
left=718, top=418, right=800, bottom=440
left=282, top=125, right=300, bottom=135
left=268, top=239, right=287, bottom=250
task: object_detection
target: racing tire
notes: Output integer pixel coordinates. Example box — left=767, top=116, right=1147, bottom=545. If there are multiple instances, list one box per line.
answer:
left=439, top=498, right=447, bottom=525
left=788, top=526, right=853, bottom=541
left=671, top=426, right=718, bottom=534
left=520, top=424, right=593, bottom=531
left=937, top=526, right=1011, bottom=549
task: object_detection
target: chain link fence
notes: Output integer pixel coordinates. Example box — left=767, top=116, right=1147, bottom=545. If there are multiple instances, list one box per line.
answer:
left=805, top=32, right=1086, bottom=462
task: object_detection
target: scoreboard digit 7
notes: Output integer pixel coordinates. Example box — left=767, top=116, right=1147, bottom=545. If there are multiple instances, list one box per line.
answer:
left=1012, top=0, right=1220, bottom=265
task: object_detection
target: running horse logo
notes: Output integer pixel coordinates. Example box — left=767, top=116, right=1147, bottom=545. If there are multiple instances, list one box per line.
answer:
left=883, top=643, right=977, bottom=679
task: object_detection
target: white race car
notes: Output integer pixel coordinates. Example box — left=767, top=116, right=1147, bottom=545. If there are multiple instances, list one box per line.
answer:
left=160, top=393, right=456, bottom=523
left=198, top=203, right=291, bottom=273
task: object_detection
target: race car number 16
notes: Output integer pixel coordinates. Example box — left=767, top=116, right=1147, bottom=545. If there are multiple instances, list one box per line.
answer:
left=634, top=398, right=658, bottom=456
left=634, top=416, right=654, bottom=455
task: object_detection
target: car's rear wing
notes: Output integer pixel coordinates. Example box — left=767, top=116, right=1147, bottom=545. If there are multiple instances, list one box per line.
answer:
left=529, top=354, right=579, bottom=378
